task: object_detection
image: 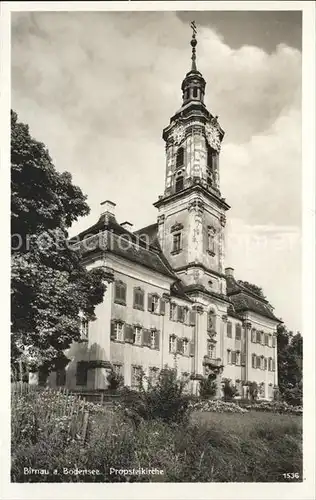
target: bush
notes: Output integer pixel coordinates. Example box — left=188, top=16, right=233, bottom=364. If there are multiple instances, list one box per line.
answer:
left=119, top=368, right=191, bottom=425
left=222, top=378, right=239, bottom=401
left=189, top=399, right=248, bottom=414
left=199, top=376, right=217, bottom=399
left=107, top=369, right=124, bottom=392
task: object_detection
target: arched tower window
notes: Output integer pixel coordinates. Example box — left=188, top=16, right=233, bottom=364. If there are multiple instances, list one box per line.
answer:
left=193, top=87, right=198, bottom=98
left=175, top=172, right=184, bottom=193
left=207, top=145, right=215, bottom=169
left=176, top=147, right=184, bottom=169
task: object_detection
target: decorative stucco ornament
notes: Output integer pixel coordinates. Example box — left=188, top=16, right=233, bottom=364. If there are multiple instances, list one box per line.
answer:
left=205, top=121, right=221, bottom=152
left=170, top=123, right=185, bottom=145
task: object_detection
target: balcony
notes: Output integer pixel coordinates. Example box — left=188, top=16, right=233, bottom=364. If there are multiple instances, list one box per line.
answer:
left=203, top=356, right=222, bottom=368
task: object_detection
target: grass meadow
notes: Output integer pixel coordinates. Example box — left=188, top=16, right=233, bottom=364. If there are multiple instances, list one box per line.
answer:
left=11, top=387, right=302, bottom=483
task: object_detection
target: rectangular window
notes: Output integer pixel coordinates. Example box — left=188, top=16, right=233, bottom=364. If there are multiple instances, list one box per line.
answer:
left=182, top=338, right=189, bottom=355
left=256, top=356, right=261, bottom=369
left=207, top=340, right=215, bottom=358
left=268, top=334, right=272, bottom=347
left=252, top=354, right=256, bottom=368
left=251, top=329, right=256, bottom=343
left=272, top=336, right=276, bottom=348
left=236, top=351, right=241, bottom=365
left=264, top=358, right=268, bottom=370
left=227, top=322, right=232, bottom=338
left=150, top=330, right=156, bottom=349
left=173, top=233, right=182, bottom=253
left=170, top=303, right=177, bottom=321
left=133, top=287, right=144, bottom=310
left=241, top=353, right=246, bottom=365
left=227, top=349, right=231, bottom=364
left=207, top=227, right=216, bottom=255
left=134, top=326, right=142, bottom=346
left=256, top=330, right=261, bottom=343
left=272, top=359, right=276, bottom=371
left=231, top=351, right=236, bottom=365
left=148, top=294, right=160, bottom=313
left=264, top=333, right=269, bottom=346
left=169, top=335, right=176, bottom=354
left=114, top=281, right=126, bottom=305
left=235, top=324, right=242, bottom=340
left=148, top=367, right=159, bottom=386
left=115, top=322, right=124, bottom=342
left=131, top=365, right=142, bottom=388
left=76, top=362, right=87, bottom=386
left=56, top=368, right=66, bottom=387
left=261, top=332, right=265, bottom=345
left=183, top=307, right=188, bottom=324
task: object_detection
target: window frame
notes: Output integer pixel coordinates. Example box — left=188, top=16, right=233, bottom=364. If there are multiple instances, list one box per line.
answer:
left=172, top=232, right=182, bottom=253
left=115, top=322, right=124, bottom=342
left=169, top=335, right=176, bottom=354
left=133, top=287, right=144, bottom=310
left=114, top=280, right=127, bottom=306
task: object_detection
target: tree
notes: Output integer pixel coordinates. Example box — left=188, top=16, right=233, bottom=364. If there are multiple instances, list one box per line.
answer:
left=11, top=110, right=107, bottom=374
left=237, top=280, right=266, bottom=299
left=277, top=324, right=303, bottom=406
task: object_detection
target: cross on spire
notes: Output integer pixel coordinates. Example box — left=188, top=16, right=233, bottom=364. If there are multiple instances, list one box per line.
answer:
left=190, top=20, right=198, bottom=71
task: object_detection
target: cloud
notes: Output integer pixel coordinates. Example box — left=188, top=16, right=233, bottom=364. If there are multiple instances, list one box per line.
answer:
left=11, top=11, right=302, bottom=331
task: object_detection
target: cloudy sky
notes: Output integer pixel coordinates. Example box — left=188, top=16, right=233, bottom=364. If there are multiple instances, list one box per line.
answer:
left=11, top=10, right=302, bottom=332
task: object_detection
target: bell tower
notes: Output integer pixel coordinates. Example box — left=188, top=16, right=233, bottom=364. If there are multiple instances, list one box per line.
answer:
left=154, top=22, right=230, bottom=298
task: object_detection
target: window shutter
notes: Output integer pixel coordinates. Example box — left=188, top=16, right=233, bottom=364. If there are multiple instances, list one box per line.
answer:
left=133, top=288, right=137, bottom=308
left=252, top=354, right=256, bottom=368
left=110, top=321, right=116, bottom=341
left=189, top=341, right=195, bottom=357
left=272, top=336, right=276, bottom=347
left=264, top=358, right=268, bottom=370
left=160, top=298, right=165, bottom=316
left=235, top=324, right=241, bottom=340
left=177, top=306, right=183, bottom=322
left=176, top=337, right=183, bottom=354
left=189, top=310, right=196, bottom=326
left=143, top=328, right=151, bottom=347
left=272, top=359, right=276, bottom=371
left=124, top=324, right=134, bottom=343
left=154, top=331, right=160, bottom=350
left=227, top=322, right=232, bottom=337
left=147, top=294, right=153, bottom=312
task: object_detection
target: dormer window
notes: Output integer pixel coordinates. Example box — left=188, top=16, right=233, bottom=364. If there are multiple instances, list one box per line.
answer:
left=176, top=147, right=184, bottom=168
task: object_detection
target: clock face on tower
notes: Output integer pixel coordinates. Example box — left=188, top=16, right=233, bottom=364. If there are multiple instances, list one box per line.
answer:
left=205, top=122, right=221, bottom=152
left=170, top=124, right=185, bottom=146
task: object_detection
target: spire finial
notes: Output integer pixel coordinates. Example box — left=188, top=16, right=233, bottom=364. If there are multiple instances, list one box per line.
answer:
left=190, top=20, right=197, bottom=71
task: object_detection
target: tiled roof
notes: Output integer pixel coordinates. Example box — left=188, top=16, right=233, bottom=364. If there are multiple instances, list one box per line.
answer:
left=72, top=215, right=176, bottom=279
left=226, top=276, right=281, bottom=322
left=134, top=223, right=160, bottom=249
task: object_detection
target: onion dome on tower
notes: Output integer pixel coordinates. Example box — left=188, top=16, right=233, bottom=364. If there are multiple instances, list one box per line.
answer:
left=181, top=21, right=206, bottom=106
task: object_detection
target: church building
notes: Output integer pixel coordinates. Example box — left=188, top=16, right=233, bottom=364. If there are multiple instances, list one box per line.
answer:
left=48, top=26, right=280, bottom=400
